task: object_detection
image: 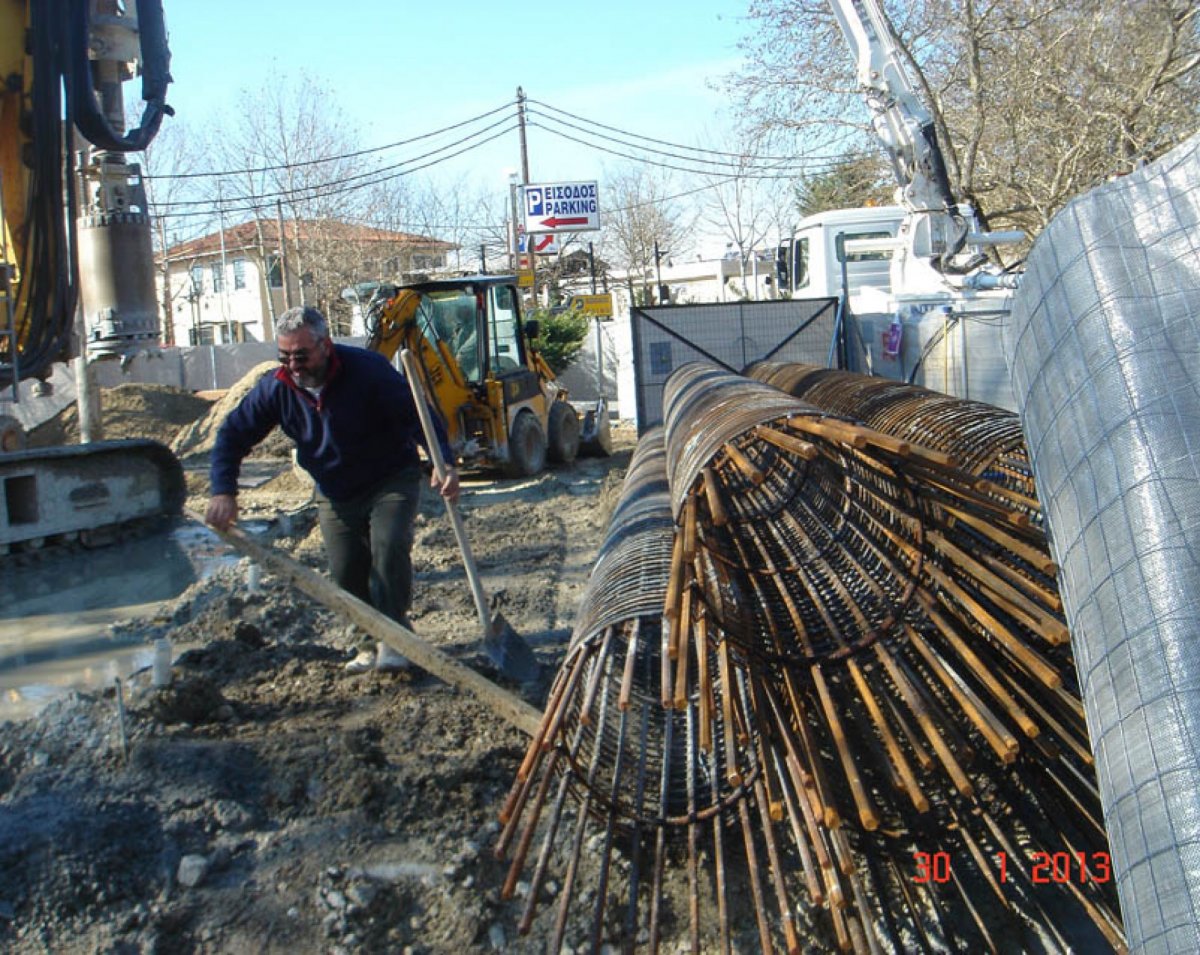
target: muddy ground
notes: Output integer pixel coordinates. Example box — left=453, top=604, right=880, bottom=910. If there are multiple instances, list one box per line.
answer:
left=2, top=382, right=692, bottom=955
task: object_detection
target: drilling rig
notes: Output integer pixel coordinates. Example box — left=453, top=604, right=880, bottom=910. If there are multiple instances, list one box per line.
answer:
left=0, top=0, right=184, bottom=555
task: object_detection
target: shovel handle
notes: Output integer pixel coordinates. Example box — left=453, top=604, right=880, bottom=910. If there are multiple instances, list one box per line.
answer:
left=399, top=349, right=492, bottom=633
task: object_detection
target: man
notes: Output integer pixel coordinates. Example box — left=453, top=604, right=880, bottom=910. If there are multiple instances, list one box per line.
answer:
left=206, top=305, right=459, bottom=673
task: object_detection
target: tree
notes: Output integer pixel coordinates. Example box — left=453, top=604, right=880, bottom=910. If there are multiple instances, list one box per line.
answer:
left=137, top=116, right=205, bottom=345
left=526, top=307, right=589, bottom=374
left=794, top=152, right=893, bottom=216
left=599, top=165, right=694, bottom=305
left=697, top=130, right=797, bottom=290
left=731, top=0, right=1200, bottom=238
left=207, top=72, right=379, bottom=329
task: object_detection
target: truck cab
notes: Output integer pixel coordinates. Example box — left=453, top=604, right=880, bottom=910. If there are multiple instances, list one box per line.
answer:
left=776, top=205, right=905, bottom=313
left=774, top=204, right=1016, bottom=410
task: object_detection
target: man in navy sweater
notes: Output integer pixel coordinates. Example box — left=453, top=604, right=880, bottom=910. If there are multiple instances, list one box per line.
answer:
left=206, top=305, right=459, bottom=672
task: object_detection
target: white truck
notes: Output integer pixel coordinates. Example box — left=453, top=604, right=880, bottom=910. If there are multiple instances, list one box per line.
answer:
left=774, top=0, right=1023, bottom=411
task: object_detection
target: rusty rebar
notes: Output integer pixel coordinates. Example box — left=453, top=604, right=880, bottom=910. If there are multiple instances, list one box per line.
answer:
left=496, top=366, right=1124, bottom=952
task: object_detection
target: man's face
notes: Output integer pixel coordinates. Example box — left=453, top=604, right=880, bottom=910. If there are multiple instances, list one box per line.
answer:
left=277, top=328, right=331, bottom=389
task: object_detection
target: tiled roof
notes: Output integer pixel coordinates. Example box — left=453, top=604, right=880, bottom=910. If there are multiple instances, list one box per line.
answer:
left=165, top=218, right=455, bottom=259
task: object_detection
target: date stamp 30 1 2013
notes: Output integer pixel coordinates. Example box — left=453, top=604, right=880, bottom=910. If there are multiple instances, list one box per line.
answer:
left=912, top=850, right=1112, bottom=885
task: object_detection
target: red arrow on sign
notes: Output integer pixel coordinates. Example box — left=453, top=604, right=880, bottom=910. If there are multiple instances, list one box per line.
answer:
left=541, top=215, right=590, bottom=228
left=534, top=235, right=555, bottom=251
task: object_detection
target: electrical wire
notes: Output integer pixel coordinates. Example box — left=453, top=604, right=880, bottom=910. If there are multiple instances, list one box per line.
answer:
left=528, top=100, right=865, bottom=176
left=154, top=122, right=520, bottom=219
left=145, top=100, right=518, bottom=181
left=527, top=118, right=835, bottom=182
left=146, top=91, right=877, bottom=240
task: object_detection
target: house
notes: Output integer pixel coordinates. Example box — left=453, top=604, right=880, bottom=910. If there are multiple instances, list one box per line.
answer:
left=604, top=251, right=780, bottom=314
left=158, top=218, right=456, bottom=345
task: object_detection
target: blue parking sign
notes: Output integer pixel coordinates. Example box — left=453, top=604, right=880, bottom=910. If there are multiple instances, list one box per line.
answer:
left=525, top=187, right=544, bottom=217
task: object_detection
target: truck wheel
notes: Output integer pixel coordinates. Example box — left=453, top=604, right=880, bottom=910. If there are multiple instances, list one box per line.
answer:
left=505, top=411, right=547, bottom=477
left=547, top=401, right=581, bottom=465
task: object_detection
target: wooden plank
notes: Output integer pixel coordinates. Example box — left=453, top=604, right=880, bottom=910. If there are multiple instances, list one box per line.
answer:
left=184, top=508, right=542, bottom=737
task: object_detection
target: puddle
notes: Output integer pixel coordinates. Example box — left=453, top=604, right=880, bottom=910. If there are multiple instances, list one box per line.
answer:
left=0, top=520, right=253, bottom=722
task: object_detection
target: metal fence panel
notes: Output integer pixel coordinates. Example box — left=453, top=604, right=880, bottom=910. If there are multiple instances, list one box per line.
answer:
left=630, top=298, right=838, bottom=431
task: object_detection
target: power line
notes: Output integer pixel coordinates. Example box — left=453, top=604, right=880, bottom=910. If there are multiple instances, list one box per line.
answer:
left=530, top=97, right=860, bottom=166
left=145, top=100, right=517, bottom=180
left=155, top=123, right=519, bottom=220
left=528, top=120, right=838, bottom=181
left=148, top=90, right=872, bottom=235
left=524, top=108, right=809, bottom=175
left=155, top=118, right=518, bottom=212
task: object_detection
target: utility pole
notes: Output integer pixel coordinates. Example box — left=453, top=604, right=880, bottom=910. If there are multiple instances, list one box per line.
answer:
left=516, top=87, right=533, bottom=295
left=216, top=180, right=232, bottom=343
left=654, top=239, right=666, bottom=304
left=157, top=216, right=173, bottom=346
left=508, top=172, right=520, bottom=272
left=276, top=198, right=293, bottom=311
left=516, top=87, right=531, bottom=185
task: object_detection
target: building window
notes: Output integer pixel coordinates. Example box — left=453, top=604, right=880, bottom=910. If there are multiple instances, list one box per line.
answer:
left=233, top=258, right=246, bottom=290
left=189, top=265, right=203, bottom=295
left=267, top=255, right=283, bottom=288
left=411, top=253, right=445, bottom=271
left=190, top=324, right=216, bottom=345
left=211, top=262, right=224, bottom=293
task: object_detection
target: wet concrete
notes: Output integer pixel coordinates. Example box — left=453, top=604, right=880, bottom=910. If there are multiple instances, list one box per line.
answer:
left=0, top=520, right=248, bottom=721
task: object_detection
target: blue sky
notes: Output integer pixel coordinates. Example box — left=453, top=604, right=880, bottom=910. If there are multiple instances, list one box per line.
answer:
left=159, top=1, right=751, bottom=192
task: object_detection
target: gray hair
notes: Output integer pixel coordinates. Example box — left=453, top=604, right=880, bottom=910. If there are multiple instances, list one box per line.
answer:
left=276, top=305, right=329, bottom=341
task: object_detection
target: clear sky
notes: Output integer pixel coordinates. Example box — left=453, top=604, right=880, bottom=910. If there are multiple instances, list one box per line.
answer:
left=158, top=0, right=752, bottom=196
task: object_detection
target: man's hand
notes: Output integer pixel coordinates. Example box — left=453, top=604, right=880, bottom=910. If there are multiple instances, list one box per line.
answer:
left=432, top=466, right=460, bottom=502
left=206, top=493, right=239, bottom=531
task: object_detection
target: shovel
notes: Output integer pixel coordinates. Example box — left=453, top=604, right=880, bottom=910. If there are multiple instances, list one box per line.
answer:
left=399, top=348, right=543, bottom=685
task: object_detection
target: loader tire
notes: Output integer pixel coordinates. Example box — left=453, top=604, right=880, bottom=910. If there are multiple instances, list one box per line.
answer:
left=506, top=411, right=547, bottom=477
left=547, top=400, right=581, bottom=465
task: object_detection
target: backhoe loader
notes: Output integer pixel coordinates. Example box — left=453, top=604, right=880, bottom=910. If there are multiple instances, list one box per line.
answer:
left=362, top=275, right=584, bottom=476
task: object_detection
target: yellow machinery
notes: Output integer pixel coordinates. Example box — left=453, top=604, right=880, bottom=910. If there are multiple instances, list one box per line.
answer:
left=0, top=0, right=183, bottom=556
left=364, top=275, right=581, bottom=476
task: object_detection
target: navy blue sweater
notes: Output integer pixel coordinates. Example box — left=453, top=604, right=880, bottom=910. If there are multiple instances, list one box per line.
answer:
left=210, top=345, right=452, bottom=502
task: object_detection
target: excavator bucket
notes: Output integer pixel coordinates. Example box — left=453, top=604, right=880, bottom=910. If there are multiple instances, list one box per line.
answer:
left=578, top=398, right=612, bottom=457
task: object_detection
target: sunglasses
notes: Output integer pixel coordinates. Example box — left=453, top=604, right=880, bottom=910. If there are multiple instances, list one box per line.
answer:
left=278, top=348, right=313, bottom=364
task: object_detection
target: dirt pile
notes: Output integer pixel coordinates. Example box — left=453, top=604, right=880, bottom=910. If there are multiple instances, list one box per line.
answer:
left=171, top=362, right=293, bottom=462
left=26, top=383, right=215, bottom=448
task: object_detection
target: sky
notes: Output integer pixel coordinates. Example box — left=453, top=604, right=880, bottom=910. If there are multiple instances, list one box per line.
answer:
left=154, top=0, right=756, bottom=248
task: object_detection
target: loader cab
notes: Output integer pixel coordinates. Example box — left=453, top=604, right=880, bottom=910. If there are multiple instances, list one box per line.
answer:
left=485, top=282, right=525, bottom=374
left=410, top=277, right=529, bottom=386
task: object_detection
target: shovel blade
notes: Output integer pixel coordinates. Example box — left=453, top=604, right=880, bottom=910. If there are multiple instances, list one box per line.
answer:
left=482, top=613, right=542, bottom=684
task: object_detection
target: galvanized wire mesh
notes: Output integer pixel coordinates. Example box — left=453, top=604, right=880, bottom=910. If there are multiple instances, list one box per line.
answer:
left=1005, top=130, right=1200, bottom=955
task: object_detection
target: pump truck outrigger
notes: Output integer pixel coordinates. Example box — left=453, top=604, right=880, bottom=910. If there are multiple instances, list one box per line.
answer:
left=360, top=274, right=594, bottom=477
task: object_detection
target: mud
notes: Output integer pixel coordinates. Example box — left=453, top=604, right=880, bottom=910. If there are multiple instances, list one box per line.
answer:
left=1, top=381, right=647, bottom=954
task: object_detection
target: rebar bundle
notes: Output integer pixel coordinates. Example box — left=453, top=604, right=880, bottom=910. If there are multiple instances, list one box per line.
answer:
left=497, top=364, right=1125, bottom=953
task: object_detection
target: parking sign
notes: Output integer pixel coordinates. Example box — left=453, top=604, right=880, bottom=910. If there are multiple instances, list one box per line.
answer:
left=522, top=181, right=600, bottom=233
